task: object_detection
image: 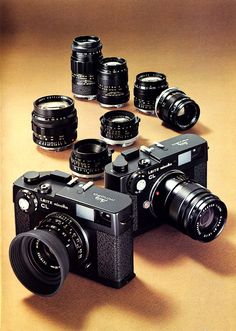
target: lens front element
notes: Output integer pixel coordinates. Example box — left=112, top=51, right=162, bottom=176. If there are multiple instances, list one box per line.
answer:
left=9, top=213, right=89, bottom=296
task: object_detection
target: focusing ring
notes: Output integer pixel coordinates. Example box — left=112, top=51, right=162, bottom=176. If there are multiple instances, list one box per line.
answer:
left=100, top=110, right=140, bottom=147
left=155, top=87, right=200, bottom=130
left=134, top=72, right=168, bottom=114
left=70, top=139, right=113, bottom=179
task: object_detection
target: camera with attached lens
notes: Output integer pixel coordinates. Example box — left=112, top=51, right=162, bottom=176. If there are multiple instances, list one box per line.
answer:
left=10, top=171, right=135, bottom=296
left=105, top=134, right=227, bottom=242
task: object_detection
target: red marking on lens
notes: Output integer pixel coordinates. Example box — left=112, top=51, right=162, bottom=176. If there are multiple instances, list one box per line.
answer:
left=155, top=191, right=160, bottom=196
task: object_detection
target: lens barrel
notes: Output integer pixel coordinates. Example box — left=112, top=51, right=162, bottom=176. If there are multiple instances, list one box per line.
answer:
left=9, top=213, right=89, bottom=296
left=71, top=35, right=103, bottom=100
left=134, top=72, right=168, bottom=114
left=70, top=139, right=113, bottom=179
left=150, top=170, right=227, bottom=242
left=32, top=95, right=78, bottom=151
left=100, top=110, right=140, bottom=147
left=97, top=57, right=130, bottom=108
left=155, top=87, right=200, bottom=130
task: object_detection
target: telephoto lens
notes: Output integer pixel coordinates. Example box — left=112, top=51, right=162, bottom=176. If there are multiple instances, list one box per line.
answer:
left=70, top=139, right=113, bottom=179
left=97, top=57, right=130, bottom=108
left=155, top=87, right=200, bottom=130
left=100, top=110, right=140, bottom=147
left=150, top=170, right=227, bottom=242
left=71, top=35, right=103, bottom=100
left=32, top=95, right=78, bottom=151
left=9, top=212, right=89, bottom=296
left=134, top=72, right=168, bottom=114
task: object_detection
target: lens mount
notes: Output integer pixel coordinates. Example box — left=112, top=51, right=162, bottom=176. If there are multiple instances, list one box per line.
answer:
left=9, top=229, right=70, bottom=296
left=150, top=170, right=227, bottom=242
left=100, top=110, right=140, bottom=147
left=155, top=87, right=200, bottom=130
left=134, top=72, right=168, bottom=114
left=97, top=57, right=130, bottom=108
left=32, top=95, right=78, bottom=151
left=70, top=139, right=113, bottom=179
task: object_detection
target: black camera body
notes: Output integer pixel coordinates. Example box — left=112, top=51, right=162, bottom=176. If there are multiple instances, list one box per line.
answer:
left=105, top=134, right=208, bottom=236
left=13, top=171, right=135, bottom=290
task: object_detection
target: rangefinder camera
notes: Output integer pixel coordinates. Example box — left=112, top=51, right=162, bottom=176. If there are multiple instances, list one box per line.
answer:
left=105, top=134, right=227, bottom=242
left=9, top=170, right=135, bottom=296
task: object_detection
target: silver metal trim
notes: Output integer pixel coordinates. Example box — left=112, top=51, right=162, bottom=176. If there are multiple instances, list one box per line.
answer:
left=71, top=171, right=104, bottom=179
left=101, top=135, right=138, bottom=147
left=67, top=177, right=79, bottom=186
left=136, top=108, right=155, bottom=115
left=154, top=87, right=179, bottom=117
left=99, top=103, right=127, bottom=109
left=82, top=181, right=94, bottom=191
left=74, top=94, right=97, bottom=101
left=38, top=143, right=73, bottom=152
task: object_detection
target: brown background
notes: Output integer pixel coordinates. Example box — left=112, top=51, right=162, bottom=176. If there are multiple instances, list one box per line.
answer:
left=1, top=0, right=236, bottom=330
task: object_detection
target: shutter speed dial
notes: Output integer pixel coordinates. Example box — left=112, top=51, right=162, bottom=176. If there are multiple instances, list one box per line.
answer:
left=17, top=190, right=38, bottom=213
left=127, top=171, right=147, bottom=194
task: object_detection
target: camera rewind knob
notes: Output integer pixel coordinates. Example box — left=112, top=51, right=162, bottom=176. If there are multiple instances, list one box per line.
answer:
left=23, top=171, right=40, bottom=184
left=112, top=155, right=128, bottom=173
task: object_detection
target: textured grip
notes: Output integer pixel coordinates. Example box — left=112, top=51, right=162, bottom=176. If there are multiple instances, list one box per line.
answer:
left=194, top=162, right=207, bottom=187
left=97, top=228, right=133, bottom=282
left=14, top=204, right=31, bottom=234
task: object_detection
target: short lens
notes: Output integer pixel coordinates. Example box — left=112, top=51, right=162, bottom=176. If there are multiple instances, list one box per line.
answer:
left=71, top=35, right=103, bottom=99
left=9, top=213, right=89, bottom=296
left=9, top=230, right=69, bottom=296
left=100, top=110, right=140, bottom=147
left=70, top=139, right=113, bottom=179
left=134, top=72, right=168, bottom=114
left=32, top=95, right=78, bottom=151
left=97, top=57, right=130, bottom=108
left=155, top=87, right=200, bottom=130
left=150, top=170, right=227, bottom=242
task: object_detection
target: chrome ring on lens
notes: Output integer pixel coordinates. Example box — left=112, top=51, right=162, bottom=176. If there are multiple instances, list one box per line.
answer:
left=32, top=95, right=78, bottom=151
left=100, top=110, right=140, bottom=147
left=69, top=139, right=113, bottom=179
left=155, top=87, right=200, bottom=131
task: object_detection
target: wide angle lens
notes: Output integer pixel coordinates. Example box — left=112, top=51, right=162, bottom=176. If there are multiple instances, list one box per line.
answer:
left=155, top=87, right=200, bottom=130
left=97, top=57, right=130, bottom=108
left=150, top=170, right=227, bottom=242
left=100, top=110, right=140, bottom=147
left=69, top=138, right=113, bottom=178
left=32, top=95, right=78, bottom=151
left=9, top=213, right=89, bottom=296
left=71, top=35, right=103, bottom=100
left=134, top=72, right=168, bottom=114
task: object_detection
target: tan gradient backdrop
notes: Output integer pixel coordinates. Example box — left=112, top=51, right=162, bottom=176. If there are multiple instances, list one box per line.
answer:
left=1, top=1, right=236, bottom=330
